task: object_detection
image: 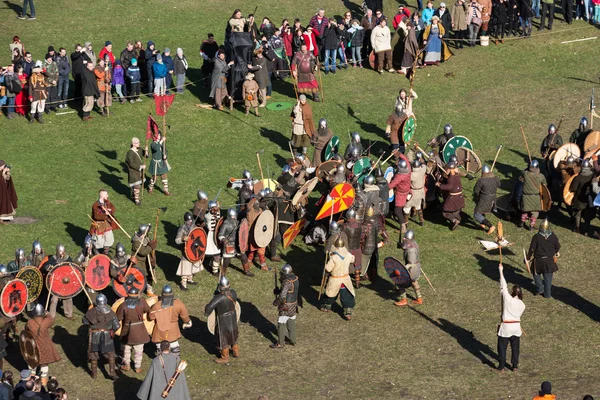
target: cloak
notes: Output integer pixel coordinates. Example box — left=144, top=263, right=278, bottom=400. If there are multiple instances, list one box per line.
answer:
left=137, top=352, right=191, bottom=400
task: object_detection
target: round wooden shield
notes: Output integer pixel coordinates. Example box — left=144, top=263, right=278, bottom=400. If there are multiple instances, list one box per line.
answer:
left=546, top=150, right=557, bottom=171
left=584, top=147, right=600, bottom=160
left=112, top=296, right=158, bottom=336
left=383, top=257, right=412, bottom=288
left=455, top=146, right=482, bottom=173
left=282, top=218, right=306, bottom=248
left=315, top=183, right=356, bottom=220
left=111, top=266, right=147, bottom=298
left=16, top=267, right=43, bottom=303
left=37, top=255, right=50, bottom=271
left=323, top=136, right=340, bottom=162
left=553, top=143, right=581, bottom=170
left=563, top=174, right=577, bottom=206
left=253, top=210, right=275, bottom=248
left=1, top=279, right=28, bottom=317
left=353, top=157, right=372, bottom=184
left=442, top=136, right=473, bottom=163
left=316, top=159, right=342, bottom=182
left=253, top=179, right=278, bottom=194
left=384, top=166, right=395, bottom=202
left=583, top=130, right=600, bottom=153
left=85, top=254, right=111, bottom=291
left=238, top=218, right=249, bottom=253
left=292, top=177, right=319, bottom=206
left=402, top=115, right=416, bottom=144
left=19, top=330, right=41, bottom=368
left=208, top=301, right=241, bottom=335
left=214, top=217, right=224, bottom=249
left=46, top=263, right=84, bottom=300
left=185, top=227, right=207, bottom=263
left=540, top=183, right=552, bottom=212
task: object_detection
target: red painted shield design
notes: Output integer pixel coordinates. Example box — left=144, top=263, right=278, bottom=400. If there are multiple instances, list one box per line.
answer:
left=85, top=254, right=111, bottom=291
left=185, top=227, right=207, bottom=263
left=112, top=266, right=147, bottom=298
left=238, top=218, right=249, bottom=253
left=1, top=279, right=28, bottom=317
left=46, top=262, right=85, bottom=299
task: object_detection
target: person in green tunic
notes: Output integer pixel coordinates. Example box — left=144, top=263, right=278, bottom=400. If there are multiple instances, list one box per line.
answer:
left=147, top=131, right=172, bottom=196
left=125, top=137, right=146, bottom=206
left=518, top=160, right=547, bottom=230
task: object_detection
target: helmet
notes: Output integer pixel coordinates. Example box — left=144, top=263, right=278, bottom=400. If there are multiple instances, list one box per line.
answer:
left=96, top=293, right=108, bottom=306
left=258, top=189, right=267, bottom=198
left=539, top=219, right=551, bottom=234
left=319, top=118, right=327, bottom=129
left=351, top=131, right=361, bottom=144
left=398, top=159, right=409, bottom=173
left=346, top=208, right=357, bottom=219
left=208, top=200, right=218, bottom=210
left=580, top=116, right=588, bottom=128
left=31, top=303, right=45, bottom=317
left=242, top=170, right=252, bottom=180
left=0, top=265, right=7, bottom=275
left=374, top=167, right=384, bottom=178
left=364, top=175, right=375, bottom=185
left=264, top=188, right=272, bottom=195
left=334, top=236, right=346, bottom=248
left=84, top=234, right=94, bottom=247
left=482, top=164, right=491, bottom=174
left=184, top=212, right=193, bottom=222
left=548, top=124, right=556, bottom=134
left=404, top=230, right=414, bottom=240
left=566, top=156, right=575, bottom=165
left=32, top=240, right=42, bottom=253
left=366, top=206, right=375, bottom=217
left=138, top=224, right=151, bottom=235
left=116, top=243, right=126, bottom=258
left=16, top=248, right=25, bottom=261
left=128, top=287, right=140, bottom=297
left=162, top=284, right=173, bottom=295
left=331, top=154, right=342, bottom=162
left=56, top=244, right=65, bottom=255
left=329, top=221, right=339, bottom=232
left=427, top=150, right=435, bottom=159
left=282, top=164, right=291, bottom=174
left=530, top=160, right=539, bottom=169
left=281, top=264, right=293, bottom=275
left=227, top=208, right=238, bottom=219
left=197, top=190, right=208, bottom=201
left=444, top=124, right=453, bottom=136
left=449, top=155, right=458, bottom=163
left=416, top=151, right=424, bottom=160
left=582, top=159, right=592, bottom=170
left=336, top=164, right=345, bottom=174
left=447, top=161, right=458, bottom=169
left=350, top=146, right=360, bottom=159
left=412, top=159, right=422, bottom=168
left=243, top=179, right=254, bottom=190
left=218, top=275, right=230, bottom=290
left=74, top=254, right=85, bottom=265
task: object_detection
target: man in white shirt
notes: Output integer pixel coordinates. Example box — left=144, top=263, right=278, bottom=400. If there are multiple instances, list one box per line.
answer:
left=497, top=263, right=526, bottom=372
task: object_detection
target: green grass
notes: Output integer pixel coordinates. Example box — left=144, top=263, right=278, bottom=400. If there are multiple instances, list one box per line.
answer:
left=2, top=0, right=600, bottom=399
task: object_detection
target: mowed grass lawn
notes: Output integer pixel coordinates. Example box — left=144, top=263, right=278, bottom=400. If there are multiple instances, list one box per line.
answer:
left=2, top=0, right=600, bottom=399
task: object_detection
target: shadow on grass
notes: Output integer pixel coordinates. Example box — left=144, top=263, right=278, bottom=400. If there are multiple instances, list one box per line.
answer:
left=161, top=220, right=179, bottom=250
left=64, top=221, right=90, bottom=245
left=410, top=308, right=498, bottom=368
left=154, top=250, right=180, bottom=283
left=96, top=146, right=118, bottom=161
left=553, top=284, right=600, bottom=323
left=99, top=170, right=130, bottom=198
left=113, top=373, right=143, bottom=400
left=473, top=253, right=538, bottom=295
left=182, top=315, right=216, bottom=356
left=259, top=127, right=290, bottom=153
left=238, top=299, right=278, bottom=345
left=53, top=325, right=88, bottom=369
left=282, top=244, right=322, bottom=309
left=337, top=102, right=387, bottom=138
left=3, top=1, right=21, bottom=16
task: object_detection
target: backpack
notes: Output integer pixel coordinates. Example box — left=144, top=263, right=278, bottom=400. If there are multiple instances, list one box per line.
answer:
left=7, top=76, right=22, bottom=94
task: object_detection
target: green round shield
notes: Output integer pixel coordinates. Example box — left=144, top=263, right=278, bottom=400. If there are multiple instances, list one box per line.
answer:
left=352, top=157, right=372, bottom=184
left=402, top=115, right=416, bottom=144
left=265, top=102, right=293, bottom=111
left=323, top=136, right=340, bottom=162
left=442, top=135, right=473, bottom=163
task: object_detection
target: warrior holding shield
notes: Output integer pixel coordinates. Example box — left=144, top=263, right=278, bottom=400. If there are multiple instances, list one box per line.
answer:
left=205, top=276, right=241, bottom=364
left=175, top=212, right=203, bottom=290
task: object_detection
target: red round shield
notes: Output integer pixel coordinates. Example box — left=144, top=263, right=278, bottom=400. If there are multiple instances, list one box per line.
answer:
left=238, top=218, right=249, bottom=253
left=85, top=254, right=111, bottom=291
left=214, top=217, right=224, bottom=249
left=1, top=279, right=28, bottom=318
left=46, top=262, right=85, bottom=300
left=37, top=255, right=49, bottom=271
left=185, top=227, right=207, bottom=263
left=112, top=266, right=147, bottom=298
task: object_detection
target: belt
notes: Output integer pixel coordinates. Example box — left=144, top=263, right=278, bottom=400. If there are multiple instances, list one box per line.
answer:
left=129, top=321, right=144, bottom=326
left=412, top=186, right=424, bottom=190
left=449, top=191, right=463, bottom=196
left=330, top=274, right=349, bottom=278
left=91, top=328, right=109, bottom=332
left=502, top=320, right=520, bottom=324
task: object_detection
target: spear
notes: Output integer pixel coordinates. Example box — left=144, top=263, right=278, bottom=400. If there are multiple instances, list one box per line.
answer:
left=490, top=145, right=503, bottom=172
left=520, top=125, right=532, bottom=164
left=318, top=200, right=335, bottom=300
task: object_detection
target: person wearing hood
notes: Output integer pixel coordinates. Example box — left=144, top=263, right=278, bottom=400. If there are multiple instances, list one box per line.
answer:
left=173, top=48, right=188, bottom=94
left=532, top=381, right=556, bottom=400
left=84, top=42, right=96, bottom=67
left=242, top=72, right=260, bottom=117
left=145, top=41, right=159, bottom=95
left=152, top=54, right=167, bottom=95
left=112, top=59, right=126, bottom=104
left=81, top=60, right=99, bottom=121
left=348, top=19, right=365, bottom=67
left=71, top=43, right=90, bottom=103
left=161, top=48, right=174, bottom=94
left=126, top=58, right=142, bottom=102
left=210, top=48, right=234, bottom=110
left=43, top=53, right=59, bottom=113
left=28, top=60, right=47, bottom=123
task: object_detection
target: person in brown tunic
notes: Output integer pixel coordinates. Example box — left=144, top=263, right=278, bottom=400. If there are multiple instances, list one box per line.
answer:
left=28, top=61, right=47, bottom=123
left=290, top=95, right=315, bottom=155
left=116, top=287, right=151, bottom=373
left=0, top=161, right=18, bottom=224
left=385, top=105, right=407, bottom=152
left=242, top=72, right=260, bottom=117
left=89, top=189, right=118, bottom=255
left=437, top=161, right=465, bottom=230
left=148, top=285, right=192, bottom=354
left=82, top=294, right=120, bottom=380
left=291, top=43, right=320, bottom=102
left=311, top=119, right=333, bottom=167
left=24, top=304, right=61, bottom=385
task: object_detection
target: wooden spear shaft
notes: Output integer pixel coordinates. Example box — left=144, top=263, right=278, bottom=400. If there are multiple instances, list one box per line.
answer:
left=45, top=273, right=55, bottom=310
left=68, top=263, right=93, bottom=305
left=101, top=206, right=131, bottom=239
left=490, top=145, right=503, bottom=172
left=318, top=200, right=335, bottom=300
left=520, top=125, right=532, bottom=164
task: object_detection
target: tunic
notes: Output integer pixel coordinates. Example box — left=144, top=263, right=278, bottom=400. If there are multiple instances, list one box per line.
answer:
left=209, top=57, right=230, bottom=99
left=498, top=272, right=525, bottom=338
left=24, top=315, right=61, bottom=365
left=312, top=127, right=333, bottom=167
left=205, top=289, right=239, bottom=349
left=405, top=165, right=427, bottom=209
left=90, top=200, right=118, bottom=236
left=440, top=173, right=465, bottom=211
left=403, top=240, right=422, bottom=281
left=275, top=274, right=299, bottom=317
left=291, top=102, right=312, bottom=148
left=148, top=141, right=170, bottom=176
left=389, top=172, right=411, bottom=207
left=82, top=306, right=120, bottom=356
left=473, top=173, right=501, bottom=214
left=137, top=352, right=191, bottom=400
left=148, top=298, right=190, bottom=343
left=401, top=29, right=419, bottom=69
left=131, top=233, right=154, bottom=277
left=519, top=169, right=546, bottom=212
left=540, top=133, right=563, bottom=157
left=291, top=51, right=318, bottom=93
left=0, top=169, right=18, bottom=220
left=125, top=148, right=145, bottom=187
left=175, top=223, right=202, bottom=276
left=242, top=79, right=259, bottom=108
left=527, top=232, right=560, bottom=274
left=116, top=298, right=151, bottom=345
left=205, top=211, right=221, bottom=257
left=569, top=169, right=594, bottom=211
left=325, top=246, right=356, bottom=298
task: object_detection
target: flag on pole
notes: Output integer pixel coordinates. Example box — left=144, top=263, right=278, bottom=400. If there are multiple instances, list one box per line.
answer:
left=154, top=94, right=175, bottom=116
left=146, top=115, right=160, bottom=140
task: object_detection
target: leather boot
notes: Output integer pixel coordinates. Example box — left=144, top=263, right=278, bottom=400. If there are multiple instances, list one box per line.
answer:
left=36, top=112, right=44, bottom=124
left=103, top=247, right=110, bottom=255
left=403, top=213, right=410, bottom=227
left=417, top=210, right=424, bottom=226
left=90, top=360, right=98, bottom=379
left=231, top=344, right=240, bottom=358
left=354, top=271, right=361, bottom=289
left=108, top=356, right=119, bottom=380
left=243, top=263, right=254, bottom=277
left=215, top=348, right=230, bottom=364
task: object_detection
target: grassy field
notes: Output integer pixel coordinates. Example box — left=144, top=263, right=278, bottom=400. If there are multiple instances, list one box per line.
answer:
left=2, top=0, right=600, bottom=399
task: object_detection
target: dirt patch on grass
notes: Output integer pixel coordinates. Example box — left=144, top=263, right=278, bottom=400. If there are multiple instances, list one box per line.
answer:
left=11, top=216, right=39, bottom=225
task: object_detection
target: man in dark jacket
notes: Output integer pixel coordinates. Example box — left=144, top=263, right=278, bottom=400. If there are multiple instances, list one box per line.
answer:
left=162, top=48, right=174, bottom=94
left=56, top=48, right=70, bottom=109
left=120, top=42, right=136, bottom=96
left=473, top=164, right=500, bottom=234
left=81, top=61, right=99, bottom=121
left=144, top=41, right=159, bottom=95
left=527, top=219, right=560, bottom=298
left=70, top=44, right=90, bottom=104
left=568, top=159, right=594, bottom=234
left=434, top=3, right=453, bottom=37
left=322, top=19, right=340, bottom=74
left=205, top=276, right=240, bottom=364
